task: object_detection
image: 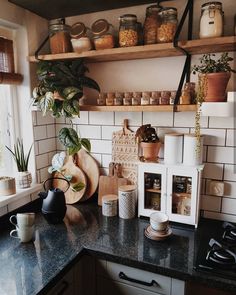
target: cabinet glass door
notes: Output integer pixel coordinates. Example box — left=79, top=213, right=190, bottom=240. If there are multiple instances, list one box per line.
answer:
left=144, top=172, right=162, bottom=211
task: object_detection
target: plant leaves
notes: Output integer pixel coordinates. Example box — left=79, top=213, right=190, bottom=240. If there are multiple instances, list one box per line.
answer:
left=71, top=182, right=85, bottom=192
left=58, top=127, right=79, bottom=148
left=78, top=76, right=100, bottom=92
left=81, top=138, right=91, bottom=152
left=39, top=92, right=54, bottom=116
left=68, top=144, right=81, bottom=155
left=51, top=152, right=66, bottom=171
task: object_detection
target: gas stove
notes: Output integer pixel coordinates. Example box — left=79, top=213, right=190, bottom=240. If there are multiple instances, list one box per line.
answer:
left=195, top=222, right=236, bottom=279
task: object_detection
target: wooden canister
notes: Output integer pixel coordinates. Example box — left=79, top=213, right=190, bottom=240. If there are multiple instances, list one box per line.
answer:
left=102, top=194, right=118, bottom=217
left=118, top=185, right=136, bottom=219
left=0, top=177, right=16, bottom=196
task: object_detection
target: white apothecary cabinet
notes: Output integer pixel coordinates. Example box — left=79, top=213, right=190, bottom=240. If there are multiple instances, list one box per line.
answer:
left=138, top=162, right=203, bottom=227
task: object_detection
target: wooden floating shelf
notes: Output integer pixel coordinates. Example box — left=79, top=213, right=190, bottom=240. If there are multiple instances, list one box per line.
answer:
left=79, top=105, right=197, bottom=112
left=28, top=36, right=236, bottom=63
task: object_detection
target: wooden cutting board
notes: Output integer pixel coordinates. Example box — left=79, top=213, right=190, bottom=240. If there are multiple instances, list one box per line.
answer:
left=112, top=119, right=139, bottom=185
left=98, top=162, right=129, bottom=206
left=76, top=149, right=100, bottom=202
left=53, top=155, right=87, bottom=204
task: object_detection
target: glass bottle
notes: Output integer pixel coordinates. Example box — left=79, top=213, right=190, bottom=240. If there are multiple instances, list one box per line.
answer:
left=49, top=19, right=72, bottom=54
left=70, top=22, right=92, bottom=53
left=119, top=14, right=138, bottom=47
left=143, top=5, right=160, bottom=45
left=157, top=7, right=178, bottom=43
left=91, top=19, right=115, bottom=50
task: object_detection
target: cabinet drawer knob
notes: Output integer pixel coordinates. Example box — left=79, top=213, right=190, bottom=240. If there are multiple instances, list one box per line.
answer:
left=119, top=271, right=159, bottom=287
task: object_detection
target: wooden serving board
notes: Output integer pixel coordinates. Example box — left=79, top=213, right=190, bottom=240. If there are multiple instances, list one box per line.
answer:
left=112, top=119, right=139, bottom=185
left=53, top=156, right=87, bottom=204
left=76, top=149, right=100, bottom=201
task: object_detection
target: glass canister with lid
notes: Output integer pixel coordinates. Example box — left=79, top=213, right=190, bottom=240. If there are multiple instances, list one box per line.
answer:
left=199, top=2, right=224, bottom=39
left=49, top=19, right=72, bottom=54
left=119, top=14, right=138, bottom=47
left=157, top=7, right=178, bottom=43
left=91, top=19, right=115, bottom=50
left=70, top=22, right=92, bottom=53
left=143, top=5, right=160, bottom=45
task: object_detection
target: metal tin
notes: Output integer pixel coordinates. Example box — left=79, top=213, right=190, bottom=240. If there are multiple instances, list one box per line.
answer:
left=102, top=194, right=118, bottom=217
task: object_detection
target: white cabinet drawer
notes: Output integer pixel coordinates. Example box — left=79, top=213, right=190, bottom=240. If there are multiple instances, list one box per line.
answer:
left=104, top=261, right=171, bottom=295
left=97, top=277, right=163, bottom=295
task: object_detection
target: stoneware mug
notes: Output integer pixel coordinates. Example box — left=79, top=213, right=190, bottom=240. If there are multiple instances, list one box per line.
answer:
left=10, top=225, right=35, bottom=243
left=9, top=212, right=35, bottom=227
left=150, top=212, right=169, bottom=232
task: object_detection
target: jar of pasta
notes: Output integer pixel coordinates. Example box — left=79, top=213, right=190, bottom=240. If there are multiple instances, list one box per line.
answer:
left=143, top=5, right=160, bottom=45
left=92, top=19, right=115, bottom=50
left=119, top=14, right=138, bottom=47
left=157, top=7, right=178, bottom=43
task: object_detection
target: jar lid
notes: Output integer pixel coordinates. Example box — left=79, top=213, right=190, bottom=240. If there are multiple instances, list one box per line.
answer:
left=119, top=185, right=136, bottom=192
left=146, top=5, right=160, bottom=13
left=201, top=1, right=222, bottom=10
left=102, top=194, right=118, bottom=202
left=70, top=22, right=87, bottom=38
left=119, top=14, right=137, bottom=22
left=91, top=19, right=109, bottom=35
left=158, top=7, right=177, bottom=16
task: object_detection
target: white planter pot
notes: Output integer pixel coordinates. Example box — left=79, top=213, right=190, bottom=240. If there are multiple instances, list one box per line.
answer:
left=17, top=171, right=32, bottom=189
left=0, top=177, right=16, bottom=196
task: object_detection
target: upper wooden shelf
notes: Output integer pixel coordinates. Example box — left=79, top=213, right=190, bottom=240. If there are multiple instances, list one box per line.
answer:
left=28, top=36, right=236, bottom=63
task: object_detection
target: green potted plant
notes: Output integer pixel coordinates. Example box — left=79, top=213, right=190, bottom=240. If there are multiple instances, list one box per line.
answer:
left=135, top=124, right=161, bottom=162
left=6, top=139, right=33, bottom=189
left=192, top=52, right=235, bottom=102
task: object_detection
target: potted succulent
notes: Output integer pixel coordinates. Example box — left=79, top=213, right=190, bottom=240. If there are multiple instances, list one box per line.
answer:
left=6, top=139, right=33, bottom=189
left=135, top=124, right=161, bottom=162
left=192, top=52, right=235, bottom=102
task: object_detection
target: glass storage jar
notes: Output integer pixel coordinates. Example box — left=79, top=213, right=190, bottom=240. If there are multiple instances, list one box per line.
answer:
left=49, top=19, right=72, bottom=54
left=143, top=5, right=160, bottom=45
left=119, top=14, right=138, bottom=47
left=157, top=7, right=178, bottom=43
left=70, top=22, right=92, bottom=53
left=91, top=19, right=115, bottom=50
left=199, top=2, right=224, bottom=39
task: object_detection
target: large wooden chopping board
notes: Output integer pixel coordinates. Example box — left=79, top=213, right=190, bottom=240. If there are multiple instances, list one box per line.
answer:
left=76, top=149, right=100, bottom=201
left=53, top=155, right=87, bottom=204
left=112, top=119, right=139, bottom=185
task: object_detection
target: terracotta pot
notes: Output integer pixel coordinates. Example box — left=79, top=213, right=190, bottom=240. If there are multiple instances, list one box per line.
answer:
left=140, top=142, right=161, bottom=162
left=204, top=72, right=231, bottom=102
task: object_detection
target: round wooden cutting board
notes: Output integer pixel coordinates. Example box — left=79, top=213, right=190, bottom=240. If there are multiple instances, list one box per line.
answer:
left=76, top=149, right=100, bottom=201
left=53, top=155, right=87, bottom=204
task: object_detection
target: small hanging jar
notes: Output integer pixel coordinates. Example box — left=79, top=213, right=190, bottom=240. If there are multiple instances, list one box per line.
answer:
left=91, top=19, right=115, bottom=50
left=157, top=7, right=178, bottom=43
left=199, top=2, right=224, bottom=39
left=143, top=5, right=160, bottom=45
left=119, top=14, right=138, bottom=47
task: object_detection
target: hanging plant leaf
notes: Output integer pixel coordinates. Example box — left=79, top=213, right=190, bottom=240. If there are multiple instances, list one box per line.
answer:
left=39, top=92, right=54, bottom=116
left=68, top=144, right=81, bottom=155
left=59, top=127, right=79, bottom=148
left=51, top=151, right=66, bottom=171
left=78, top=76, right=100, bottom=92
left=81, top=138, right=91, bottom=152
left=63, top=86, right=81, bottom=100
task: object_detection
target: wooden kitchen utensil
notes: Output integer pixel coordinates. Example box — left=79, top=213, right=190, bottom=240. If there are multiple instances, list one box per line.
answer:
left=53, top=155, right=87, bottom=204
left=112, top=119, right=139, bottom=185
left=98, top=162, right=129, bottom=206
left=76, top=149, right=100, bottom=201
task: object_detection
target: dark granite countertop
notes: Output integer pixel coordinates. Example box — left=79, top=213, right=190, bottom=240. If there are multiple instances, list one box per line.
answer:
left=0, top=202, right=235, bottom=295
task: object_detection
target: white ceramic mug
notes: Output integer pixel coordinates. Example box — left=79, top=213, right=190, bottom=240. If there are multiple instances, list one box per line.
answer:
left=9, top=212, right=35, bottom=227
left=10, top=225, right=35, bottom=243
left=150, top=212, right=169, bottom=231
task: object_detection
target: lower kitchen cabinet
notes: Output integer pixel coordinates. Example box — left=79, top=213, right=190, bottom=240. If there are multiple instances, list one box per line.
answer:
left=46, top=267, right=74, bottom=295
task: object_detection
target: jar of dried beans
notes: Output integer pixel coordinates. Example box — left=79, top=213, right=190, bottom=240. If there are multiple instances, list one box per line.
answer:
left=49, top=19, right=72, bottom=54
left=157, top=7, right=178, bottom=43
left=119, top=14, right=138, bottom=47
left=144, top=5, right=160, bottom=45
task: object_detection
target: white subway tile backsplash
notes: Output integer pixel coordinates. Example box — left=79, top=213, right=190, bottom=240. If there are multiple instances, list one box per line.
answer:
left=101, top=154, right=112, bottom=168
left=39, top=167, right=50, bottom=183
left=33, top=125, right=47, bottom=140
left=226, top=129, right=235, bottom=146
left=200, top=129, right=226, bottom=146
left=224, top=182, right=236, bottom=198
left=76, top=125, right=101, bottom=139
left=90, top=139, right=112, bottom=154
left=200, top=195, right=221, bottom=212
left=203, top=211, right=236, bottom=223
left=222, top=198, right=236, bottom=214
left=174, top=112, right=208, bottom=128
left=102, top=126, right=124, bottom=140
left=224, top=165, right=236, bottom=181
left=47, top=124, right=56, bottom=138
left=89, top=112, right=114, bottom=125
left=36, top=112, right=55, bottom=125
left=203, top=163, right=224, bottom=180
left=143, top=112, right=173, bottom=126
left=207, top=146, right=235, bottom=164
left=38, top=138, right=56, bottom=154
left=115, top=112, right=142, bottom=126
left=32, top=111, right=37, bottom=126
left=209, top=117, right=234, bottom=129
left=36, top=154, right=49, bottom=170
left=71, top=111, right=89, bottom=124
left=34, top=142, right=39, bottom=156
left=90, top=153, right=102, bottom=166
left=8, top=195, right=31, bottom=212
left=56, top=117, right=66, bottom=124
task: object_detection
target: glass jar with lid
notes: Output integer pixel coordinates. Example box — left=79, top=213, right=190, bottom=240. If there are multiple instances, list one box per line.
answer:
left=157, top=7, right=178, bottom=43
left=70, top=22, right=92, bottom=53
left=49, top=19, right=72, bottom=54
left=91, top=19, right=115, bottom=50
left=119, top=14, right=138, bottom=47
left=144, top=5, right=160, bottom=45
left=199, top=2, right=224, bottom=39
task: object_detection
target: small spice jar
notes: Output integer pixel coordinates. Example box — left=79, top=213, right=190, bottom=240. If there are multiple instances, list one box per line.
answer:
left=92, top=19, right=115, bottom=50
left=170, top=91, right=177, bottom=104
left=150, top=91, right=160, bottom=105
left=49, top=19, right=72, bottom=54
left=141, top=91, right=150, bottom=105
left=180, top=89, right=191, bottom=104
left=70, top=22, right=92, bottom=53
left=157, top=7, right=178, bottom=43
left=97, top=92, right=106, bottom=105
left=118, top=185, right=137, bottom=219
left=144, top=5, right=160, bottom=45
left=199, top=2, right=224, bottom=39
left=106, top=92, right=115, bottom=106
left=132, top=91, right=142, bottom=105
left=184, top=82, right=196, bottom=103
left=114, top=92, right=123, bottom=106
left=102, top=194, right=118, bottom=217
left=123, top=92, right=132, bottom=105
left=160, top=91, right=171, bottom=104
left=119, top=14, right=138, bottom=47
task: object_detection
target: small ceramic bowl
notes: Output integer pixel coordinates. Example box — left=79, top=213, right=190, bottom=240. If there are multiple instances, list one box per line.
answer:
left=150, top=212, right=169, bottom=231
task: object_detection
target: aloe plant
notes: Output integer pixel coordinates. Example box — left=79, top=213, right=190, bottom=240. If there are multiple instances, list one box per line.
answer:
left=6, top=139, right=33, bottom=172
